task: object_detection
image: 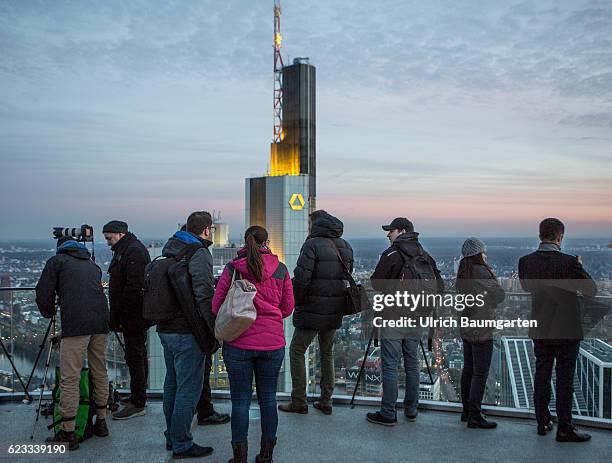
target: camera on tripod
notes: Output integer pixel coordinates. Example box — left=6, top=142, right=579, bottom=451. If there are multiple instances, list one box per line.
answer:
left=52, top=225, right=94, bottom=242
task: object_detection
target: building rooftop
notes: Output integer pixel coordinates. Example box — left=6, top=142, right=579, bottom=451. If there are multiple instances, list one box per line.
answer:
left=1, top=400, right=610, bottom=462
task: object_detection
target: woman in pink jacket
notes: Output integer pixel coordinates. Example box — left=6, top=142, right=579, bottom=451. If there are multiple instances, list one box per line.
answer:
left=212, top=225, right=294, bottom=463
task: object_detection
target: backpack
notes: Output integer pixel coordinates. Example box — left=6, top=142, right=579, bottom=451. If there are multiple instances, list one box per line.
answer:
left=142, top=244, right=203, bottom=324
left=397, top=247, right=439, bottom=295
left=49, top=367, right=95, bottom=442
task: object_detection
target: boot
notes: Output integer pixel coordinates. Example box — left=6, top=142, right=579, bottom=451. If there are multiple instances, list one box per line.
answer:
left=46, top=429, right=79, bottom=451
left=228, top=441, right=247, bottom=463
left=255, top=438, right=276, bottom=463
left=467, top=410, right=497, bottom=429
left=93, top=418, right=109, bottom=437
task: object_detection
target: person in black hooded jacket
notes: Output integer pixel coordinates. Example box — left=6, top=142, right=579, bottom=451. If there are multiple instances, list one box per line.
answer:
left=103, top=220, right=151, bottom=420
left=279, top=210, right=353, bottom=416
left=35, top=237, right=110, bottom=449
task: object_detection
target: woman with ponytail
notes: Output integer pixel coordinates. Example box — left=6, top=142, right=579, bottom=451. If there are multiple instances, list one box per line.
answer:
left=212, top=226, right=294, bottom=463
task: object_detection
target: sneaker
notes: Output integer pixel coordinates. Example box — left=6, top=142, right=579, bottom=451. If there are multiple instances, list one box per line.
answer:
left=404, top=412, right=418, bottom=422
left=556, top=426, right=591, bottom=443
left=313, top=401, right=332, bottom=415
left=46, top=429, right=79, bottom=451
left=112, top=402, right=146, bottom=420
left=197, top=411, right=230, bottom=426
left=278, top=403, right=308, bottom=414
left=366, top=411, right=397, bottom=426
left=537, top=421, right=554, bottom=436
left=173, top=443, right=214, bottom=459
left=93, top=418, right=109, bottom=437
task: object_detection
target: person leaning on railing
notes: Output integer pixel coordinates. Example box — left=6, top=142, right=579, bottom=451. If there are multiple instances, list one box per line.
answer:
left=35, top=237, right=110, bottom=450
left=455, top=237, right=505, bottom=430
left=518, top=218, right=598, bottom=443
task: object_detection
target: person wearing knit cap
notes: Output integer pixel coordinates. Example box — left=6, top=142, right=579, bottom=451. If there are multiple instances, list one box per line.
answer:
left=456, top=237, right=505, bottom=429
left=103, top=220, right=152, bottom=421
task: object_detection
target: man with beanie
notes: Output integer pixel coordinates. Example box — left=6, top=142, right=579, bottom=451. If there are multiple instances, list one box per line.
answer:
left=36, top=237, right=110, bottom=450
left=279, top=210, right=353, bottom=416
left=103, top=220, right=151, bottom=420
left=519, top=218, right=597, bottom=442
left=366, top=218, right=444, bottom=426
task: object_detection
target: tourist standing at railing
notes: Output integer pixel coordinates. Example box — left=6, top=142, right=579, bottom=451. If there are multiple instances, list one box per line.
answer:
left=212, top=225, right=294, bottom=463
left=279, top=210, right=353, bottom=416
left=103, top=220, right=151, bottom=421
left=35, top=237, right=110, bottom=450
left=157, top=211, right=216, bottom=459
left=518, top=218, right=597, bottom=442
left=455, top=238, right=505, bottom=429
left=366, top=218, right=444, bottom=426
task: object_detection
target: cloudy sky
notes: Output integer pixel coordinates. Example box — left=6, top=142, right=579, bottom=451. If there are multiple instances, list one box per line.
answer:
left=1, top=0, right=611, bottom=239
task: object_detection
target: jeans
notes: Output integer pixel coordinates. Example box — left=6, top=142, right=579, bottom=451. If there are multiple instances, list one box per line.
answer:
left=124, top=330, right=148, bottom=408
left=196, top=354, right=214, bottom=419
left=159, top=333, right=205, bottom=453
left=223, top=344, right=284, bottom=444
left=460, top=339, right=493, bottom=415
left=289, top=328, right=336, bottom=407
left=380, top=337, right=419, bottom=419
left=533, top=340, right=580, bottom=433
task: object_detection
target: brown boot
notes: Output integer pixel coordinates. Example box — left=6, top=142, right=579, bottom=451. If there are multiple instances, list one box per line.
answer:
left=313, top=401, right=332, bottom=415
left=277, top=403, right=308, bottom=414
left=46, top=429, right=79, bottom=451
left=228, top=441, right=247, bottom=463
left=255, top=438, right=276, bottom=463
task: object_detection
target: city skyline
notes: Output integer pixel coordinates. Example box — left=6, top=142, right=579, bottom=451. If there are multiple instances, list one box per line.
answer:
left=1, top=0, right=611, bottom=239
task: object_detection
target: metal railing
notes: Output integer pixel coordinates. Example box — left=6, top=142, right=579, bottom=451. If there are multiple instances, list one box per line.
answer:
left=1, top=287, right=611, bottom=430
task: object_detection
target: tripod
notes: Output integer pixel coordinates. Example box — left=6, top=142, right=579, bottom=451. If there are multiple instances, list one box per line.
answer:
left=0, top=335, right=33, bottom=401
left=349, top=329, right=435, bottom=409
left=30, top=316, right=60, bottom=440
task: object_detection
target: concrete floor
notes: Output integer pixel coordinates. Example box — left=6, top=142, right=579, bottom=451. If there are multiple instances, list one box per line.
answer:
left=0, top=400, right=610, bottom=463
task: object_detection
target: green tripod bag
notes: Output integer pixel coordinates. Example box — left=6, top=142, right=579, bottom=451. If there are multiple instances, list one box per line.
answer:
left=49, top=366, right=96, bottom=442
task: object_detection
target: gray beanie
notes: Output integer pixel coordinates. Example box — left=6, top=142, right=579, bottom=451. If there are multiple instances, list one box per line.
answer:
left=462, top=237, right=486, bottom=258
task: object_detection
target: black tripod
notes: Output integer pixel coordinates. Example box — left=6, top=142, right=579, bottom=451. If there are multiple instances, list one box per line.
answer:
left=0, top=337, right=32, bottom=401
left=349, top=330, right=435, bottom=408
left=30, top=315, right=60, bottom=440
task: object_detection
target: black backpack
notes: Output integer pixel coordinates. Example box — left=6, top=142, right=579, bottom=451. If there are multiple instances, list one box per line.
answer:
left=142, top=244, right=203, bottom=324
left=397, top=247, right=439, bottom=295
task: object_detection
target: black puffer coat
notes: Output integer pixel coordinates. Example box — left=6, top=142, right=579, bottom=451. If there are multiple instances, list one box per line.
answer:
left=292, top=212, right=354, bottom=330
left=36, top=241, right=109, bottom=337
left=108, top=232, right=151, bottom=333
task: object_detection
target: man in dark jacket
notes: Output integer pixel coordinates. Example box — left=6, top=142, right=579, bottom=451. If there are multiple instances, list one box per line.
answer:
left=366, top=218, right=444, bottom=426
left=35, top=238, right=110, bottom=450
left=279, top=210, right=353, bottom=415
left=103, top=220, right=151, bottom=420
left=519, top=218, right=597, bottom=442
left=157, top=211, right=215, bottom=459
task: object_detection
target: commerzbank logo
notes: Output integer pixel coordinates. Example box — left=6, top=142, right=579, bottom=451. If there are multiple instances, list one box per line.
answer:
left=289, top=193, right=305, bottom=211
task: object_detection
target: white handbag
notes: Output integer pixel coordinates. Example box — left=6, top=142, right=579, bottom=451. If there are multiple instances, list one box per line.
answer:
left=214, top=267, right=257, bottom=342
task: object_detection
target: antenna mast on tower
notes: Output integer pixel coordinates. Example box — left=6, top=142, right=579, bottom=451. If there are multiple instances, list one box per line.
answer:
left=273, top=0, right=284, bottom=143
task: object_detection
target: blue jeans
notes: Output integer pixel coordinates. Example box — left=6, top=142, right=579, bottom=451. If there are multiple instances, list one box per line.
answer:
left=159, top=333, right=205, bottom=453
left=223, top=344, right=284, bottom=444
left=380, top=337, right=420, bottom=419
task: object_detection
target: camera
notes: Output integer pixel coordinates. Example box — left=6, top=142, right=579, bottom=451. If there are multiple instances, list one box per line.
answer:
left=52, top=224, right=94, bottom=242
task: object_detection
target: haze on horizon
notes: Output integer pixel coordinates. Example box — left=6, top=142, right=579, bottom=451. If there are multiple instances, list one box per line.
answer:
left=1, top=0, right=611, bottom=240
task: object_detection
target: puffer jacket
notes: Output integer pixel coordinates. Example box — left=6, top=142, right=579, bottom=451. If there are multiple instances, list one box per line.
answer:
left=212, top=247, right=294, bottom=351
left=36, top=241, right=109, bottom=337
left=292, top=211, right=354, bottom=330
left=456, top=263, right=505, bottom=343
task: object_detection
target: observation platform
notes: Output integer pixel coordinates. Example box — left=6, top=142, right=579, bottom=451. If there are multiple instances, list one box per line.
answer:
left=1, top=399, right=610, bottom=462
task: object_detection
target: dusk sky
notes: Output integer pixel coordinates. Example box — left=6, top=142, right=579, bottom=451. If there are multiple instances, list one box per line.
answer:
left=1, top=0, right=611, bottom=240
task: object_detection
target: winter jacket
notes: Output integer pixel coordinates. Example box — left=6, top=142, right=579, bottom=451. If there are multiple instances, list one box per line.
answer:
left=157, top=231, right=215, bottom=334
left=108, top=232, right=151, bottom=333
left=370, top=232, right=444, bottom=293
left=212, top=247, right=294, bottom=350
left=518, top=244, right=597, bottom=343
left=36, top=241, right=109, bottom=338
left=456, top=263, right=505, bottom=343
left=292, top=212, right=354, bottom=331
